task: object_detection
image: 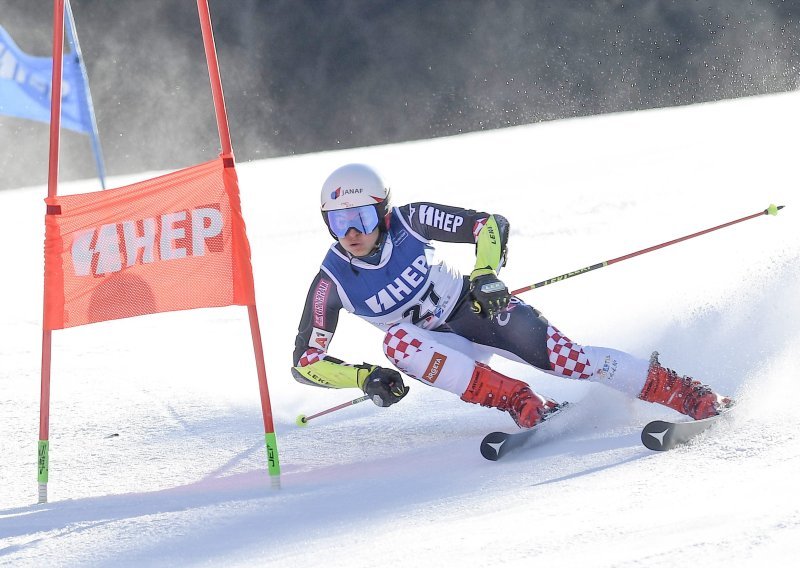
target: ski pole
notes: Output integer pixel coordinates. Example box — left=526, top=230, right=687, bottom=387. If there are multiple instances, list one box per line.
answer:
left=296, top=395, right=371, bottom=427
left=511, top=203, right=784, bottom=296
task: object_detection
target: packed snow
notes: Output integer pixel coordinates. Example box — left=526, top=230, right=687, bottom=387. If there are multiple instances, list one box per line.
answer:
left=1, top=91, right=798, bottom=567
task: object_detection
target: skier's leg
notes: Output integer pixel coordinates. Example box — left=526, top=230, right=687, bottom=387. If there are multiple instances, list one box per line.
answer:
left=543, top=331, right=734, bottom=418
left=445, top=297, right=732, bottom=419
left=545, top=328, right=651, bottom=396
left=382, top=323, right=557, bottom=428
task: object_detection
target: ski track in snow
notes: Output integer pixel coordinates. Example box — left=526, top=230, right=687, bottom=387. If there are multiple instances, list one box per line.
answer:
left=1, top=91, right=799, bottom=567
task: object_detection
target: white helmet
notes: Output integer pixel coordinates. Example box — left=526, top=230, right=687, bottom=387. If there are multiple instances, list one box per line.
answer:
left=320, top=163, right=391, bottom=239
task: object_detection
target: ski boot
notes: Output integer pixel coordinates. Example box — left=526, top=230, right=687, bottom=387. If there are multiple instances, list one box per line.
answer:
left=639, top=352, right=734, bottom=420
left=461, top=362, right=558, bottom=428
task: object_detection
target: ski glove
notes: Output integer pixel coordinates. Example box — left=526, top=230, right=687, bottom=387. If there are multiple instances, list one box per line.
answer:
left=469, top=269, right=511, bottom=318
left=362, top=366, right=410, bottom=407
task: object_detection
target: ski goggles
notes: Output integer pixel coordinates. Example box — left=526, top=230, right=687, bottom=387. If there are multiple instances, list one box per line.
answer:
left=325, top=205, right=380, bottom=238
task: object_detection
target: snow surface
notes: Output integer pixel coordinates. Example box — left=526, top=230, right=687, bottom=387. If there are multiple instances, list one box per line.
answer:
left=1, top=91, right=799, bottom=567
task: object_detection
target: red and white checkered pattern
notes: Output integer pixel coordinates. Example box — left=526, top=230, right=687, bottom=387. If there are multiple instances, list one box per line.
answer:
left=546, top=326, right=592, bottom=379
left=383, top=326, right=423, bottom=366
left=297, top=347, right=325, bottom=367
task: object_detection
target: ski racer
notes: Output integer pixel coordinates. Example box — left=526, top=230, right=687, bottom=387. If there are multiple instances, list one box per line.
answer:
left=292, top=163, right=733, bottom=428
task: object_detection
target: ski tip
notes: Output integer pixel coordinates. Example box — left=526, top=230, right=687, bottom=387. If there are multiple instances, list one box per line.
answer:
left=641, top=420, right=672, bottom=451
left=480, top=432, right=509, bottom=461
left=641, top=411, right=729, bottom=452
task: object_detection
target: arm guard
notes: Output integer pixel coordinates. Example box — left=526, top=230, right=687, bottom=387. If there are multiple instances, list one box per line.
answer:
left=472, top=214, right=509, bottom=277
left=292, top=356, right=374, bottom=390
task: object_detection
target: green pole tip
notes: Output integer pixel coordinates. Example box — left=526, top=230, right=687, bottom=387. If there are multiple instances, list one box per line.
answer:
left=296, top=414, right=308, bottom=427
left=766, top=204, right=783, bottom=216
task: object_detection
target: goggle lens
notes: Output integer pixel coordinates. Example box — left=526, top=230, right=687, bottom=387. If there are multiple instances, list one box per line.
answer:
left=326, top=205, right=380, bottom=238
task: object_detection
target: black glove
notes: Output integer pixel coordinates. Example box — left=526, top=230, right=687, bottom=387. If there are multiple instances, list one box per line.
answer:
left=469, top=270, right=511, bottom=318
left=362, top=366, right=409, bottom=407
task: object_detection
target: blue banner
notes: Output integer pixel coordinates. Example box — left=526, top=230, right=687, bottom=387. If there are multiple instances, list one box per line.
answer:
left=0, top=23, right=91, bottom=134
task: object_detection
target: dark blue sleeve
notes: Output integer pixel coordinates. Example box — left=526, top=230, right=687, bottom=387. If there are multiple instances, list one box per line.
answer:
left=293, top=269, right=343, bottom=365
left=396, top=202, right=509, bottom=246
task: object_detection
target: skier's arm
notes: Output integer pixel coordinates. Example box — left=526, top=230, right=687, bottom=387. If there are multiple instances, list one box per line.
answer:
left=397, top=202, right=509, bottom=272
left=291, top=270, right=348, bottom=387
left=291, top=271, right=409, bottom=405
left=472, top=213, right=510, bottom=276
left=293, top=353, right=407, bottom=405
left=294, top=354, right=407, bottom=404
left=469, top=213, right=512, bottom=317
left=398, top=202, right=509, bottom=255
left=398, top=202, right=511, bottom=316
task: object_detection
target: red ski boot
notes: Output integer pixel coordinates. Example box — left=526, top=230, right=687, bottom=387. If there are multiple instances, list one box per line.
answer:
left=461, top=362, right=558, bottom=428
left=639, top=352, right=734, bottom=420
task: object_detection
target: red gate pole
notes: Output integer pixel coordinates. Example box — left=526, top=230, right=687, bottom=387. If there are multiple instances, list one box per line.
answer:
left=38, top=0, right=67, bottom=504
left=196, top=0, right=281, bottom=487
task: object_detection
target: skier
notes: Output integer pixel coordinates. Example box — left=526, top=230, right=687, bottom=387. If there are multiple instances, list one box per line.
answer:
left=292, top=163, right=733, bottom=428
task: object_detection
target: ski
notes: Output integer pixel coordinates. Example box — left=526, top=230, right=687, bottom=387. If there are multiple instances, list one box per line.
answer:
left=640, top=411, right=730, bottom=451
left=480, top=402, right=569, bottom=461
